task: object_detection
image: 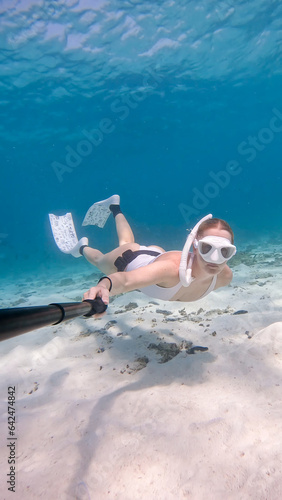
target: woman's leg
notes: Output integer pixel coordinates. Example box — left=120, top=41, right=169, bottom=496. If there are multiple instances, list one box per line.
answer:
left=114, top=213, right=135, bottom=246
left=82, top=242, right=140, bottom=274
left=82, top=206, right=137, bottom=274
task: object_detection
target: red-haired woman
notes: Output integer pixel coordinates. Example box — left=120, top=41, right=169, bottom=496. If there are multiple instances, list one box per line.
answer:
left=49, top=195, right=236, bottom=309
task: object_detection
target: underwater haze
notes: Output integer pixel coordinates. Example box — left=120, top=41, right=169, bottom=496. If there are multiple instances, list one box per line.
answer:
left=1, top=0, right=282, bottom=279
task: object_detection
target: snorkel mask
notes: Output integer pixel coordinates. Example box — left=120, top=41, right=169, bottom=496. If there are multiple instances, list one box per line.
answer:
left=194, top=236, right=236, bottom=264
left=179, top=214, right=236, bottom=286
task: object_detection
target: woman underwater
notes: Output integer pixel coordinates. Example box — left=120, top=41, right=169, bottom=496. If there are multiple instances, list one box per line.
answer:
left=49, top=195, right=236, bottom=311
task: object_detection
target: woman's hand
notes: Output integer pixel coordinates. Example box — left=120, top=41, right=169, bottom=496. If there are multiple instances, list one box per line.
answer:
left=83, top=284, right=109, bottom=303
left=83, top=285, right=110, bottom=318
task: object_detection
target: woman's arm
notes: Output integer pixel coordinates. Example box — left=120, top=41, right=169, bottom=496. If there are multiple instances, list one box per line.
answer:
left=83, top=258, right=179, bottom=302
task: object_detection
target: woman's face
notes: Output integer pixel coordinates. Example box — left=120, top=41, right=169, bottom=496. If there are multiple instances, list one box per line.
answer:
left=195, top=227, right=233, bottom=274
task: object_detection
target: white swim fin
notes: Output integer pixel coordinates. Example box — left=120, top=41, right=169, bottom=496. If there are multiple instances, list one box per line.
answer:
left=82, top=194, right=120, bottom=228
left=49, top=212, right=88, bottom=258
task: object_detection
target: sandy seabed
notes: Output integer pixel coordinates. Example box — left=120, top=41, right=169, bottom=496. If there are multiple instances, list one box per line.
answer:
left=0, top=247, right=282, bottom=500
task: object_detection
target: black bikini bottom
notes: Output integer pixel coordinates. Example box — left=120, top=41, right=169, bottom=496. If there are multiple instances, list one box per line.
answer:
left=114, top=249, right=160, bottom=272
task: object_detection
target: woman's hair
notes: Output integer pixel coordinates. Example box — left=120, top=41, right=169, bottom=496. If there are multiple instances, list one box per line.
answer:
left=196, top=218, right=234, bottom=243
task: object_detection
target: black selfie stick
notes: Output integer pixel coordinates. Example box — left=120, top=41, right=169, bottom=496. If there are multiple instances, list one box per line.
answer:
left=0, top=298, right=107, bottom=342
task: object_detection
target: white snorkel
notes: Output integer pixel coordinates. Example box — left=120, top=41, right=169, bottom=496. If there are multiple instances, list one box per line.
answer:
left=179, top=214, right=213, bottom=287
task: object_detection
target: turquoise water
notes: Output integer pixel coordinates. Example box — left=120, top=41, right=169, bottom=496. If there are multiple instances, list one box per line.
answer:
left=1, top=0, right=282, bottom=280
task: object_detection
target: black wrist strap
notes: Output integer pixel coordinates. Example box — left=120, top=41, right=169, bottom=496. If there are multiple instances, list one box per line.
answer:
left=97, top=276, right=113, bottom=292
left=83, top=297, right=108, bottom=316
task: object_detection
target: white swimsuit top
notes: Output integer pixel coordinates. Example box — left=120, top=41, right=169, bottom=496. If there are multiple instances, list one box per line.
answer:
left=125, top=247, right=217, bottom=301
